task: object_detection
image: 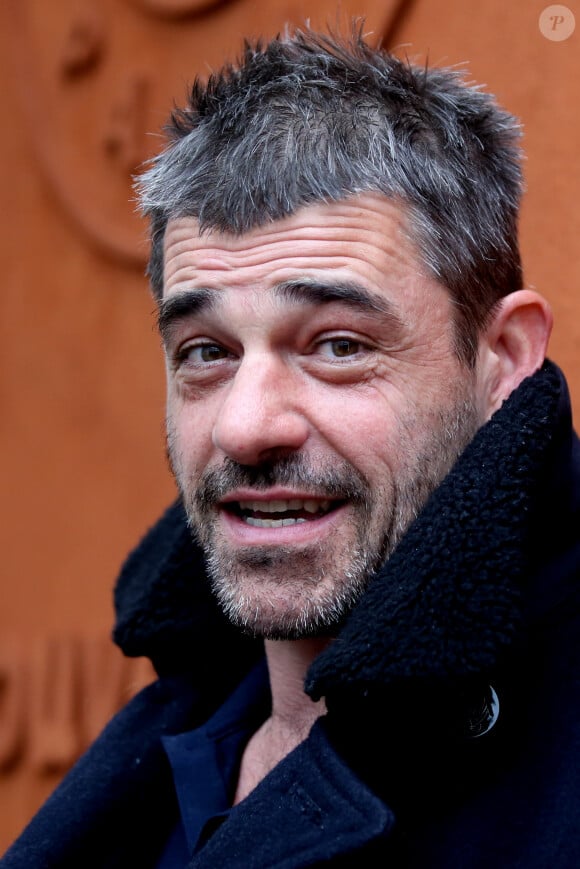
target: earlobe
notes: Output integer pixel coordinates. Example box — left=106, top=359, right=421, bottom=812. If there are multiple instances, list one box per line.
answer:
left=477, top=290, right=553, bottom=419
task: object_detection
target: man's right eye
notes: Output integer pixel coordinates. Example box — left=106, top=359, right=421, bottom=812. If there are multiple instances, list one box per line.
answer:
left=179, top=343, right=230, bottom=364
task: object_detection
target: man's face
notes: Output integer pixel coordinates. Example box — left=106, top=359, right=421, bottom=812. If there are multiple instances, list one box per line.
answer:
left=160, top=193, right=486, bottom=639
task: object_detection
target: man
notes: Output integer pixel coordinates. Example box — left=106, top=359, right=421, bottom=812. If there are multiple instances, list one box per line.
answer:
left=4, top=24, right=580, bottom=868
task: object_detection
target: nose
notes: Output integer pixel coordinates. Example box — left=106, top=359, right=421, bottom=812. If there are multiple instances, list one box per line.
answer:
left=212, top=353, right=310, bottom=465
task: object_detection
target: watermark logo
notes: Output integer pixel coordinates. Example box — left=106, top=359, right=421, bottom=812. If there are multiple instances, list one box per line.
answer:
left=539, top=5, right=576, bottom=40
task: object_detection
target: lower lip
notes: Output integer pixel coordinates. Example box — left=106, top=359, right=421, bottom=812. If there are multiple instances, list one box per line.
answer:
left=218, top=505, right=347, bottom=546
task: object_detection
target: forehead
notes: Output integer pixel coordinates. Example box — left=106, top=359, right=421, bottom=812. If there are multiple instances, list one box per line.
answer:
left=162, top=193, right=433, bottom=295
left=159, top=194, right=456, bottom=342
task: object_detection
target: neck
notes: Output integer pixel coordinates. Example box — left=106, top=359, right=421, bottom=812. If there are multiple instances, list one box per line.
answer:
left=264, top=636, right=330, bottom=737
left=234, top=636, right=330, bottom=804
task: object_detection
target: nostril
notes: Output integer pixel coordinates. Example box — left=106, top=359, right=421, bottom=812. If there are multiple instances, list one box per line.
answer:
left=211, top=359, right=310, bottom=463
left=213, top=413, right=310, bottom=464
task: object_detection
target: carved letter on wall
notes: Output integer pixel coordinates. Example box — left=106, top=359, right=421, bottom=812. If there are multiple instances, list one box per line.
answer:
left=5, top=0, right=240, bottom=267
left=0, top=641, right=25, bottom=771
left=28, top=636, right=80, bottom=774
left=0, top=633, right=155, bottom=777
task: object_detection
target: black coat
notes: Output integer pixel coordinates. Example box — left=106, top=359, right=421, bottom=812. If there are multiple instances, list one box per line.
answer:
left=3, top=360, right=580, bottom=867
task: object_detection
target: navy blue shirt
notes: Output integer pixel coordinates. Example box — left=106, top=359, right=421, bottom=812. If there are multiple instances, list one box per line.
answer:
left=156, top=661, right=270, bottom=867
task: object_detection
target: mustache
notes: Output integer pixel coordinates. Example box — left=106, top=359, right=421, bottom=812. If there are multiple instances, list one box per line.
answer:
left=193, top=455, right=371, bottom=508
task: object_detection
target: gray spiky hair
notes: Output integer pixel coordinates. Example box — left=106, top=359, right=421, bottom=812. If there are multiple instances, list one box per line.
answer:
left=135, top=23, right=524, bottom=366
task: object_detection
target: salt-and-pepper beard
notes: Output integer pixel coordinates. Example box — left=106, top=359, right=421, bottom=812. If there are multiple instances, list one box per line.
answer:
left=167, top=396, right=481, bottom=640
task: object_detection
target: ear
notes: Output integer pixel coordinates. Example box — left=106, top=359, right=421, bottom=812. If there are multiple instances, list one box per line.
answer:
left=475, top=290, right=553, bottom=420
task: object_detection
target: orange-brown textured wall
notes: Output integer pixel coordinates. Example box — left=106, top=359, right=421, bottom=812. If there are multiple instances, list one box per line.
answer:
left=0, top=0, right=578, bottom=854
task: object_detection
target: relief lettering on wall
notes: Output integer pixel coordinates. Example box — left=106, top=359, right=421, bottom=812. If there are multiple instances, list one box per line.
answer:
left=60, top=5, right=105, bottom=78
left=103, top=75, right=151, bottom=176
left=123, top=0, right=228, bottom=15
left=5, top=0, right=237, bottom=266
left=7, top=0, right=398, bottom=268
left=0, top=635, right=155, bottom=776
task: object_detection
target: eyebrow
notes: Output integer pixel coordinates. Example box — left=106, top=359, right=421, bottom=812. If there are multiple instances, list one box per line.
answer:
left=157, top=287, right=216, bottom=340
left=157, top=278, right=404, bottom=346
left=275, top=279, right=400, bottom=319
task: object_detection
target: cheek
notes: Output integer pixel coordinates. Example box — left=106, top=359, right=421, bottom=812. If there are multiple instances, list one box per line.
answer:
left=312, top=375, right=455, bottom=484
left=166, top=395, right=216, bottom=476
left=309, top=388, right=401, bottom=474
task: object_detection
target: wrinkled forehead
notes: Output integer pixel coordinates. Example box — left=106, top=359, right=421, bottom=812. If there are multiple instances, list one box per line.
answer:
left=157, top=192, right=459, bottom=363
left=161, top=192, right=429, bottom=297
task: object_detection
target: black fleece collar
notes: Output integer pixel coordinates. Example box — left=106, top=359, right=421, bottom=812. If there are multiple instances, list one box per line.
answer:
left=113, top=361, right=578, bottom=697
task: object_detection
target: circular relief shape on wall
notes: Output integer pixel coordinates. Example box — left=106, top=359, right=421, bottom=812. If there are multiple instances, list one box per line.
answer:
left=6, top=0, right=392, bottom=266
left=5, top=0, right=241, bottom=266
left=125, top=0, right=229, bottom=16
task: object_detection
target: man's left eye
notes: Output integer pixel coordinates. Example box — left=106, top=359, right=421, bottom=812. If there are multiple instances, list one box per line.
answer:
left=320, top=338, right=363, bottom=358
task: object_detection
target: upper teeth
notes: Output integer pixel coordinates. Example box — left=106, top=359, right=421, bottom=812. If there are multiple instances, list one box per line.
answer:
left=238, top=499, right=331, bottom=514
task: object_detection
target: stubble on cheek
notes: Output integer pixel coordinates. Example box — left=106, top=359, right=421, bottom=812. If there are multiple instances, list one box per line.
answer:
left=166, top=384, right=482, bottom=639
left=198, top=504, right=386, bottom=639
left=176, top=456, right=386, bottom=639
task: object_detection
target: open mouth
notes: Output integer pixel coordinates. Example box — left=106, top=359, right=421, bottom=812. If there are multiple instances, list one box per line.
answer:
left=223, top=498, right=343, bottom=528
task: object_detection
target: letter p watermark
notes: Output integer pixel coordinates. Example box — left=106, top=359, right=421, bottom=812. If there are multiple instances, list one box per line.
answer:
left=539, top=5, right=576, bottom=40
